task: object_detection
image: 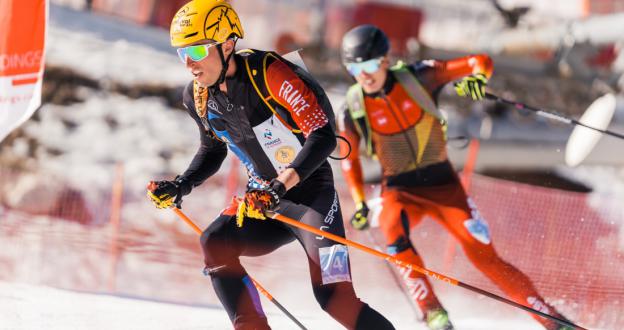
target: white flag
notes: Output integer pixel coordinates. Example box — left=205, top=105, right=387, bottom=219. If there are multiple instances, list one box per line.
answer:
left=0, top=0, right=48, bottom=142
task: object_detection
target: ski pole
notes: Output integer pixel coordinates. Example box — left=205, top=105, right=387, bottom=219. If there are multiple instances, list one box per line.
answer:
left=270, top=212, right=587, bottom=330
left=485, top=92, right=624, bottom=140
left=171, top=208, right=308, bottom=330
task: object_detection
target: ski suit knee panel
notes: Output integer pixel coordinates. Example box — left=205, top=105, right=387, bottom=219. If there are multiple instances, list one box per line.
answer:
left=379, top=203, right=414, bottom=251
left=311, top=281, right=364, bottom=329
left=199, top=226, right=213, bottom=252
left=200, top=215, right=239, bottom=269
left=459, top=238, right=498, bottom=262
left=378, top=209, right=405, bottom=243
left=312, top=281, right=359, bottom=311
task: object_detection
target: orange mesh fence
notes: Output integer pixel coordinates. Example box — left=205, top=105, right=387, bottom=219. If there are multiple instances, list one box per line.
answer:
left=0, top=162, right=246, bottom=307
left=363, top=173, right=624, bottom=329
left=465, top=174, right=624, bottom=328
left=1, top=166, right=622, bottom=329
left=0, top=167, right=110, bottom=225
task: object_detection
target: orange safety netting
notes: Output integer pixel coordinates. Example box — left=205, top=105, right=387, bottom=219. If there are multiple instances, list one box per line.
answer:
left=0, top=167, right=622, bottom=329
left=365, top=173, right=624, bottom=329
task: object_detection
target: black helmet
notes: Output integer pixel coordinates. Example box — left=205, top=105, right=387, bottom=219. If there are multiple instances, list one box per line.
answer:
left=341, top=24, right=389, bottom=64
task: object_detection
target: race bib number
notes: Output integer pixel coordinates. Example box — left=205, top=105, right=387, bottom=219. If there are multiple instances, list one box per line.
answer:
left=463, top=198, right=491, bottom=245
left=319, top=244, right=351, bottom=284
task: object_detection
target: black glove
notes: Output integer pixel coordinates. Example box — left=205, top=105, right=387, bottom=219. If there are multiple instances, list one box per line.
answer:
left=350, top=202, right=370, bottom=230
left=147, top=176, right=191, bottom=209
left=236, top=179, right=287, bottom=227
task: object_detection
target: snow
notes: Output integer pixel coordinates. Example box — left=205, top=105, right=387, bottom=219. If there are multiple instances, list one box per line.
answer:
left=0, top=282, right=227, bottom=330
left=0, top=281, right=328, bottom=330
left=23, top=92, right=197, bottom=190
left=0, top=281, right=546, bottom=330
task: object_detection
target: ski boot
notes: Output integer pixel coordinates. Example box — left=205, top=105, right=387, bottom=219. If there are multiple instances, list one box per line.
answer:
left=425, top=308, right=454, bottom=330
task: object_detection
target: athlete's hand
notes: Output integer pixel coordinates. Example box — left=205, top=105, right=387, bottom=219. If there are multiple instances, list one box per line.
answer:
left=350, top=202, right=370, bottom=230
left=454, top=73, right=488, bottom=100
left=236, top=179, right=287, bottom=227
left=147, top=177, right=190, bottom=209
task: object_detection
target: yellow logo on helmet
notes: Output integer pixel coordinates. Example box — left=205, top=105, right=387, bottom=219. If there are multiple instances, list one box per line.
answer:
left=170, top=4, right=194, bottom=40
left=204, top=5, right=243, bottom=43
left=170, top=0, right=244, bottom=47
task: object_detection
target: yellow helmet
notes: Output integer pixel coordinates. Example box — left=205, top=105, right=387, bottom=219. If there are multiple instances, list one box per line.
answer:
left=170, top=0, right=244, bottom=48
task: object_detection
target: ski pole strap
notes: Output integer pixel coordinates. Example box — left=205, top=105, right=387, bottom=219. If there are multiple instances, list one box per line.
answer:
left=270, top=211, right=587, bottom=330
left=330, top=134, right=352, bottom=160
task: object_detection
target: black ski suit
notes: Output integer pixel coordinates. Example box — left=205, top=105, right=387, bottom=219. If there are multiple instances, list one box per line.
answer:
left=178, top=50, right=394, bottom=330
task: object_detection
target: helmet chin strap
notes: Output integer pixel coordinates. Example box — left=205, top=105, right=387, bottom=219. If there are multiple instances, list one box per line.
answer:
left=212, top=41, right=236, bottom=88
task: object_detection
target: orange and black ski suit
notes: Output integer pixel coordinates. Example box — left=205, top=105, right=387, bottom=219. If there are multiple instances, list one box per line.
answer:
left=338, top=55, right=567, bottom=329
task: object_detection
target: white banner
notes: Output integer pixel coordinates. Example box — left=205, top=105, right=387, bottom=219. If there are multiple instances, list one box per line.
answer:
left=0, top=0, right=48, bottom=142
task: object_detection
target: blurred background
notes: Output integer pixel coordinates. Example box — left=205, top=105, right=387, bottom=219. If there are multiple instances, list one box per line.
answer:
left=1, top=0, right=624, bottom=329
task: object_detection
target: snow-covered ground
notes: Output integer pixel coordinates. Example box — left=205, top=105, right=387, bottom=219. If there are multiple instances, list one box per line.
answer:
left=0, top=281, right=549, bottom=330
left=0, top=282, right=232, bottom=330
left=0, top=281, right=333, bottom=330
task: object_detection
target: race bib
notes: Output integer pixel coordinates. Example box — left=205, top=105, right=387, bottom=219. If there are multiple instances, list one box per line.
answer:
left=319, top=244, right=352, bottom=284
left=252, top=115, right=303, bottom=173
left=463, top=198, right=491, bottom=245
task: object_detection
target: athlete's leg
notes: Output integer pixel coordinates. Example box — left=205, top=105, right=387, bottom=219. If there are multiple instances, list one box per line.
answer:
left=284, top=188, right=394, bottom=330
left=200, top=200, right=294, bottom=330
left=378, top=189, right=451, bottom=329
left=435, top=182, right=570, bottom=330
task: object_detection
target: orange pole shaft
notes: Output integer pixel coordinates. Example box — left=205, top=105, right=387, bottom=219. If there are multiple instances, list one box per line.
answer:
left=272, top=213, right=458, bottom=285
left=172, top=208, right=202, bottom=235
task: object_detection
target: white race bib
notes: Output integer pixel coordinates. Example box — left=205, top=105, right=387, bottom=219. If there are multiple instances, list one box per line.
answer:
left=252, top=115, right=303, bottom=174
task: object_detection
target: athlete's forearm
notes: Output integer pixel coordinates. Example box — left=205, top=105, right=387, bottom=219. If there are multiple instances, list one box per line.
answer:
left=439, top=54, right=493, bottom=82
left=342, top=158, right=366, bottom=205
left=423, top=54, right=494, bottom=93
left=180, top=141, right=228, bottom=189
left=338, top=111, right=366, bottom=205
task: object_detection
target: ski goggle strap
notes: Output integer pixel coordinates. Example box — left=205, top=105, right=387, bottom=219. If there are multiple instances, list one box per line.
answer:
left=345, top=58, right=383, bottom=76
left=176, top=43, right=219, bottom=63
